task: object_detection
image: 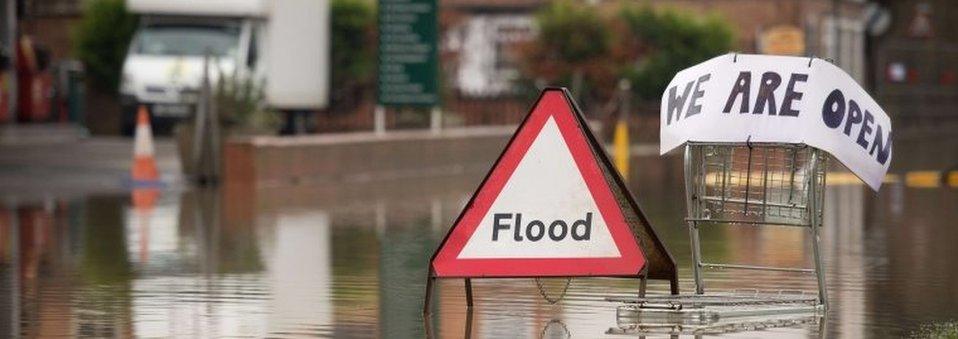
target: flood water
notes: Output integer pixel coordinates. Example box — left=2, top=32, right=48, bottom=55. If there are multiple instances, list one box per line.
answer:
left=1, top=153, right=957, bottom=338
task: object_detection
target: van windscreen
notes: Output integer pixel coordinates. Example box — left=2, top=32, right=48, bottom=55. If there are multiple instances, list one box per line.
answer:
left=134, top=24, right=240, bottom=57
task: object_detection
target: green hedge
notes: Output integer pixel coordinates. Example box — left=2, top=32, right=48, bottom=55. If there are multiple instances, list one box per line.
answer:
left=522, top=3, right=734, bottom=107
left=330, top=0, right=376, bottom=112
left=73, top=0, right=137, bottom=93
left=621, top=6, right=733, bottom=100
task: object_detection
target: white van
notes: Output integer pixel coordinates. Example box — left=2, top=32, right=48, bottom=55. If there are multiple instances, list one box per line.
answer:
left=120, top=0, right=328, bottom=135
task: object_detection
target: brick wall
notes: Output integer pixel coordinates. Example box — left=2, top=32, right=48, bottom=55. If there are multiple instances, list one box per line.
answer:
left=224, top=126, right=516, bottom=187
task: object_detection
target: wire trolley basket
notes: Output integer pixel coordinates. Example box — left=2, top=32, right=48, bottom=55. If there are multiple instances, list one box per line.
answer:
left=683, top=142, right=829, bottom=307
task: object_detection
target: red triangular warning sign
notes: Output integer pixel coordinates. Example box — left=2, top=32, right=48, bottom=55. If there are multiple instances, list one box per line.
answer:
left=431, top=89, right=648, bottom=278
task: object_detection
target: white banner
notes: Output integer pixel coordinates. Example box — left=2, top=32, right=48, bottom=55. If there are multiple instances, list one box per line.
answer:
left=660, top=54, right=892, bottom=190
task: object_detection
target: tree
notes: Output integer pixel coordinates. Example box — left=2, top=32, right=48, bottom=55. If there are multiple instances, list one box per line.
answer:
left=73, top=0, right=138, bottom=93
left=518, top=3, right=733, bottom=110
left=330, top=0, right=376, bottom=113
left=520, top=0, right=615, bottom=109
left=620, top=6, right=733, bottom=102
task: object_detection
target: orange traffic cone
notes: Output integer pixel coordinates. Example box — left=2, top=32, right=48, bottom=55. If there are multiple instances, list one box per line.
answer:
left=131, top=105, right=160, bottom=185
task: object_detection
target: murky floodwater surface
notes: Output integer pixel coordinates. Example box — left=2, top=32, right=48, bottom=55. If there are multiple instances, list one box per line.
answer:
left=1, top=155, right=957, bottom=338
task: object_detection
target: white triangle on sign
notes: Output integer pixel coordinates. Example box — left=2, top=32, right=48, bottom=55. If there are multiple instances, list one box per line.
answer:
left=457, top=116, right=621, bottom=259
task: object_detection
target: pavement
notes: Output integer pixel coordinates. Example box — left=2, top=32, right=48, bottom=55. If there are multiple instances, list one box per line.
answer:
left=0, top=124, right=182, bottom=203
left=0, top=123, right=953, bottom=204
left=0, top=123, right=90, bottom=145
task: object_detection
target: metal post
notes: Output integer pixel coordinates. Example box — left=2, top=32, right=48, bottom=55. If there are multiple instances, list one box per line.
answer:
left=374, top=105, right=386, bottom=135
left=570, top=70, right=583, bottom=102
left=684, top=145, right=705, bottom=294
left=429, top=106, right=441, bottom=134
left=464, top=278, right=474, bottom=308
left=422, top=274, right=435, bottom=315
left=831, top=0, right=841, bottom=64
left=612, top=79, right=631, bottom=181
left=809, top=151, right=829, bottom=309
left=463, top=307, right=474, bottom=339
left=192, top=52, right=211, bottom=182
left=423, top=310, right=434, bottom=339
left=207, top=58, right=221, bottom=181
left=689, top=222, right=704, bottom=294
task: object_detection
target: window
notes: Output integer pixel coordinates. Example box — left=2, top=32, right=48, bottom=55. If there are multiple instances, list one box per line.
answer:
left=133, top=23, right=241, bottom=57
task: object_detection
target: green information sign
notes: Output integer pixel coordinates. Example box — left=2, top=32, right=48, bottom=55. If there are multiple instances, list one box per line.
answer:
left=377, top=0, right=438, bottom=106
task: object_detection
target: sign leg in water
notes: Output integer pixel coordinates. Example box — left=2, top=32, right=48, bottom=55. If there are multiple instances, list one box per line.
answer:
left=424, top=88, right=676, bottom=314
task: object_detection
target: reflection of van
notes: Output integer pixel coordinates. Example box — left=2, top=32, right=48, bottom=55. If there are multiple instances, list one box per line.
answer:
left=121, top=0, right=328, bottom=135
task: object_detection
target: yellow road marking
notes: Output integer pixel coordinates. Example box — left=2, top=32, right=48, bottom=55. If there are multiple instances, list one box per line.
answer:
left=884, top=174, right=901, bottom=184
left=701, top=170, right=947, bottom=188
left=826, top=172, right=861, bottom=186
left=905, top=171, right=942, bottom=188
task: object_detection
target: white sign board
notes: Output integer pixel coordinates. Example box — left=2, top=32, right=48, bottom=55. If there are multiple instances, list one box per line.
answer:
left=660, top=54, right=892, bottom=190
left=127, top=0, right=267, bottom=17
left=265, top=0, right=329, bottom=109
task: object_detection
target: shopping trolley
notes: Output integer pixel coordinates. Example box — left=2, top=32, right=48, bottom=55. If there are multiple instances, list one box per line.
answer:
left=606, top=142, right=830, bottom=332
left=683, top=141, right=828, bottom=307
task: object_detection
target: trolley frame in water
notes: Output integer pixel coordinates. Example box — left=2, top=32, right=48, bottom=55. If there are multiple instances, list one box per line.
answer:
left=683, top=141, right=828, bottom=308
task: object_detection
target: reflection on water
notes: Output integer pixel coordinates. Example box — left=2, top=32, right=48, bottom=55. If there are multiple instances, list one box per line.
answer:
left=1, top=155, right=957, bottom=337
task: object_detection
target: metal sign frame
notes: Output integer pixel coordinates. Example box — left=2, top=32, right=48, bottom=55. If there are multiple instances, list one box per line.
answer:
left=423, top=88, right=677, bottom=315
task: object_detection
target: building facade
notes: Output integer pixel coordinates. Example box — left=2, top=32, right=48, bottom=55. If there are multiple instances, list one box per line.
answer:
left=869, top=0, right=958, bottom=132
